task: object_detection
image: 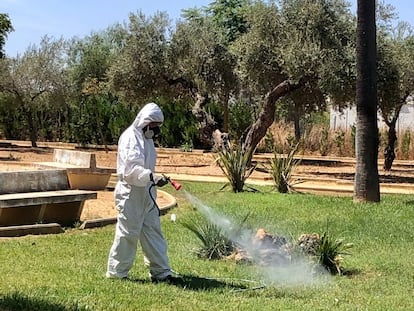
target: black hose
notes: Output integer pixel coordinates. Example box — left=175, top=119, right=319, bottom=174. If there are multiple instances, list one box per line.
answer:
left=149, top=183, right=161, bottom=216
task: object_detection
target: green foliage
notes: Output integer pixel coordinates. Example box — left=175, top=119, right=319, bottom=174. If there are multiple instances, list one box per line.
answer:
left=317, top=231, right=353, bottom=275
left=107, top=12, right=170, bottom=104
left=0, top=13, right=13, bottom=58
left=334, top=130, right=345, bottom=154
left=216, top=143, right=257, bottom=192
left=263, top=131, right=275, bottom=153
left=350, top=124, right=356, bottom=155
left=181, top=210, right=252, bottom=260
left=1, top=1, right=411, bottom=155
left=308, top=111, right=330, bottom=127
left=64, top=28, right=128, bottom=145
left=107, top=100, right=138, bottom=143
left=270, top=142, right=301, bottom=193
left=228, top=100, right=254, bottom=141
left=401, top=130, right=411, bottom=159
left=0, top=36, right=67, bottom=146
left=319, top=127, right=330, bottom=156
left=297, top=230, right=353, bottom=275
left=157, top=98, right=200, bottom=148
left=180, top=141, right=193, bottom=152
left=207, top=0, right=249, bottom=44
left=169, top=14, right=238, bottom=99
left=181, top=217, right=234, bottom=259
left=0, top=95, right=26, bottom=139
left=232, top=0, right=355, bottom=103
left=377, top=21, right=414, bottom=126
left=69, top=95, right=127, bottom=145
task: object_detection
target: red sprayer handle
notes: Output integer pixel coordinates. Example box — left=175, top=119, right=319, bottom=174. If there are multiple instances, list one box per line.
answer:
left=163, top=174, right=182, bottom=191
left=170, top=179, right=182, bottom=191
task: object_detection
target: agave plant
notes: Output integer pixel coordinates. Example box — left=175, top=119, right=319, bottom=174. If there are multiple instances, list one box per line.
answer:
left=216, top=143, right=257, bottom=192
left=270, top=142, right=301, bottom=193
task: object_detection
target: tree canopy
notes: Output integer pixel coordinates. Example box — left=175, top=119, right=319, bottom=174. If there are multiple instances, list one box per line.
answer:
left=0, top=13, right=13, bottom=58
left=0, top=0, right=412, bottom=161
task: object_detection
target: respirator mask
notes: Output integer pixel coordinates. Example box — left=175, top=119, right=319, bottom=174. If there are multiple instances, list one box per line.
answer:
left=143, top=125, right=161, bottom=139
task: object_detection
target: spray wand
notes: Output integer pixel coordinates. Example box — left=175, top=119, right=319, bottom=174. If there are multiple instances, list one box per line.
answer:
left=162, top=174, right=182, bottom=191
left=149, top=174, right=182, bottom=216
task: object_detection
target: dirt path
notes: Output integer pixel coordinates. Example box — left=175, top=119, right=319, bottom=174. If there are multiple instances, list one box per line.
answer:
left=1, top=143, right=414, bottom=221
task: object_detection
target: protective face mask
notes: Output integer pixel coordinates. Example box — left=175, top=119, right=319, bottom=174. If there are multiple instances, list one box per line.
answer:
left=144, top=125, right=161, bottom=139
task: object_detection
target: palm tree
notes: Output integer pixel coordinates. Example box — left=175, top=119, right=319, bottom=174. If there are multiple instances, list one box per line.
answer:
left=354, top=0, right=380, bottom=202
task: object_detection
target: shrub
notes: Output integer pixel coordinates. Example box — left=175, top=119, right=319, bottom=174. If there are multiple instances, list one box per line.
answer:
left=319, top=127, right=330, bottom=156
left=181, top=212, right=252, bottom=260
left=269, top=142, right=301, bottom=193
left=400, top=130, right=411, bottom=159
left=181, top=218, right=234, bottom=260
left=317, top=231, right=353, bottom=275
left=334, top=130, right=345, bottom=154
left=228, top=100, right=255, bottom=142
left=297, top=232, right=353, bottom=275
left=216, top=143, right=257, bottom=192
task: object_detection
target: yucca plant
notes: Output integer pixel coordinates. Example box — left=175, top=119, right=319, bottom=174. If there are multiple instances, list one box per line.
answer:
left=181, top=218, right=234, bottom=260
left=270, top=142, right=301, bottom=193
left=317, top=231, right=353, bottom=275
left=297, top=231, right=353, bottom=275
left=181, top=212, right=252, bottom=260
left=216, top=143, right=257, bottom=192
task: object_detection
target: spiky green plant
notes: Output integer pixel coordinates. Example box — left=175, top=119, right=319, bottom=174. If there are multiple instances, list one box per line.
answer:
left=216, top=143, right=257, bottom=192
left=297, top=231, right=353, bottom=275
left=181, top=218, right=234, bottom=260
left=317, top=231, right=353, bottom=275
left=270, top=142, right=301, bottom=193
left=181, top=212, right=252, bottom=260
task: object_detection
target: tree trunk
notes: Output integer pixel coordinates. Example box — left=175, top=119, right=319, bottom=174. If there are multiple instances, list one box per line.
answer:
left=23, top=105, right=38, bottom=148
left=354, top=0, right=380, bottom=202
left=221, top=93, right=230, bottom=133
left=383, top=121, right=397, bottom=171
left=293, top=113, right=301, bottom=142
left=29, top=116, right=38, bottom=148
left=382, top=103, right=404, bottom=171
left=191, top=93, right=217, bottom=149
left=241, top=79, right=302, bottom=164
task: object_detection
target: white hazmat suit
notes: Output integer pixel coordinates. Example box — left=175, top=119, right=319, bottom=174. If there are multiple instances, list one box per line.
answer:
left=106, top=103, right=172, bottom=280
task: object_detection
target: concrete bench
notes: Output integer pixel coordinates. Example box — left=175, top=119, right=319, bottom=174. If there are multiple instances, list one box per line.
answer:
left=0, top=170, right=97, bottom=229
left=37, top=149, right=115, bottom=190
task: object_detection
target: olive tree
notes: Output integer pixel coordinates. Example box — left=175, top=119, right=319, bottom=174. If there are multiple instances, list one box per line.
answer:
left=66, top=26, right=127, bottom=145
left=107, top=11, right=171, bottom=106
left=231, top=0, right=355, bottom=163
left=0, top=36, right=67, bottom=147
left=107, top=10, right=240, bottom=148
left=0, top=13, right=13, bottom=58
left=377, top=22, right=414, bottom=170
left=167, top=15, right=239, bottom=146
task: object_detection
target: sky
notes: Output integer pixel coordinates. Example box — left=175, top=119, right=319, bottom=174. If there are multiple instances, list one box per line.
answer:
left=1, top=0, right=414, bottom=57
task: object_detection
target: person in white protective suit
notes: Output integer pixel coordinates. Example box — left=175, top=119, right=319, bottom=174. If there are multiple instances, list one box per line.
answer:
left=106, top=102, right=179, bottom=283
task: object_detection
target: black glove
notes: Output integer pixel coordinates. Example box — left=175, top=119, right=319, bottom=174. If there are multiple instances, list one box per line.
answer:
left=151, top=174, right=169, bottom=187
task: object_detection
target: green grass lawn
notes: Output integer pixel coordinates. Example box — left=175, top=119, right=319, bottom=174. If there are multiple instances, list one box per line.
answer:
left=1, top=181, right=413, bottom=310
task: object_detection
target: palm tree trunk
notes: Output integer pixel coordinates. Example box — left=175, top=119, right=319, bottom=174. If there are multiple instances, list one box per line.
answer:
left=354, top=0, right=380, bottom=202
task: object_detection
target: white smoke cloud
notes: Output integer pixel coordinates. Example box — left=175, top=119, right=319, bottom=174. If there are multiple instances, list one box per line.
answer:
left=184, top=191, right=332, bottom=287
